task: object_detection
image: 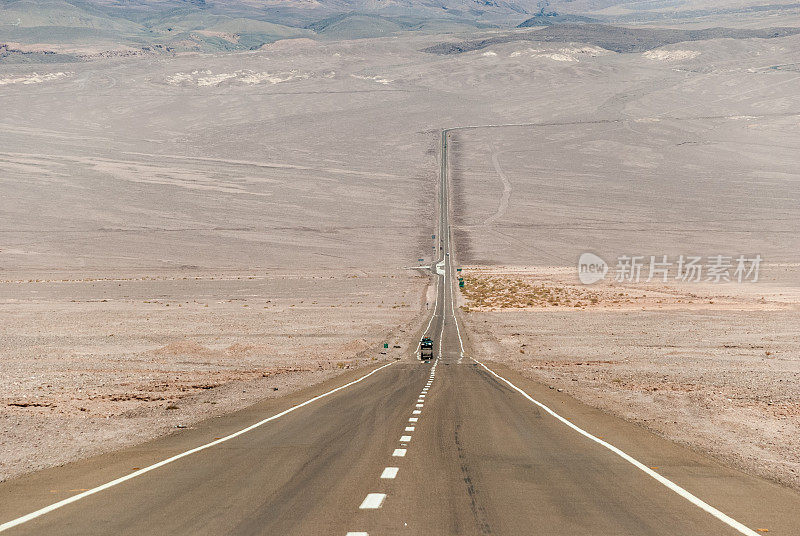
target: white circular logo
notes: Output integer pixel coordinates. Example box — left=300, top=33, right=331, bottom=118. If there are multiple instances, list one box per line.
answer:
left=577, top=253, right=608, bottom=284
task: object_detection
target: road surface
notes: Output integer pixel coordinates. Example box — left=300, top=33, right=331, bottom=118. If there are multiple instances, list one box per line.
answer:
left=1, top=129, right=799, bottom=535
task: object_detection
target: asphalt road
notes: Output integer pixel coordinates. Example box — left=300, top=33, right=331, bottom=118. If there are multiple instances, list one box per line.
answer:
left=1, top=129, right=799, bottom=535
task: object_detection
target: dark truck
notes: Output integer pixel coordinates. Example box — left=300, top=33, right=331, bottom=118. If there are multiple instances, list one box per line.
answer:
left=419, top=337, right=434, bottom=360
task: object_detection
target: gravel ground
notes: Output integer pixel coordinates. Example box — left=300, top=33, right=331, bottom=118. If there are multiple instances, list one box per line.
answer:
left=0, top=269, right=427, bottom=482
left=459, top=266, right=800, bottom=491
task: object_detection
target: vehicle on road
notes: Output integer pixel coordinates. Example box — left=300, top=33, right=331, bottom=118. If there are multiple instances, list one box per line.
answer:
left=419, top=337, right=434, bottom=360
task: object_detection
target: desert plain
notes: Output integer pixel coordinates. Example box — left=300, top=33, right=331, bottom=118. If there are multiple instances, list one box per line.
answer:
left=2, top=17, right=800, bottom=498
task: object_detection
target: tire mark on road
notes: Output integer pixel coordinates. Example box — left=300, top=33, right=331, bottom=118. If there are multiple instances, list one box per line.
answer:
left=454, top=424, right=493, bottom=535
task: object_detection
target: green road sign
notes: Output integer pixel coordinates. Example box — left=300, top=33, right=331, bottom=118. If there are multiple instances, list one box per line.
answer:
left=383, top=343, right=389, bottom=349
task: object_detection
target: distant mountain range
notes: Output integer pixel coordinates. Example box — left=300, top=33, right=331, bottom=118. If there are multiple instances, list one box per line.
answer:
left=5, top=0, right=799, bottom=60
left=81, top=0, right=543, bottom=22
left=0, top=0, right=553, bottom=56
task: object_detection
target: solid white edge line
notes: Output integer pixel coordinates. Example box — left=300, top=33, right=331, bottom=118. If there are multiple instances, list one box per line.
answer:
left=424, top=268, right=440, bottom=333
left=472, top=359, right=761, bottom=536
left=0, top=361, right=396, bottom=533
left=450, top=272, right=465, bottom=358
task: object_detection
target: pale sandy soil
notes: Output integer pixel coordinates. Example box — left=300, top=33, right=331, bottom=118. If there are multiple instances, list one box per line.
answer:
left=3, top=29, right=800, bottom=487
left=1, top=38, right=446, bottom=481
left=445, top=59, right=800, bottom=488
left=0, top=269, right=427, bottom=481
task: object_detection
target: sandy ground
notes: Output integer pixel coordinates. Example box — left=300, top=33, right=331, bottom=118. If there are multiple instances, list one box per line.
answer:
left=451, top=110, right=800, bottom=491
left=3, top=29, right=800, bottom=488
left=441, top=42, right=800, bottom=490
left=1, top=38, right=448, bottom=481
left=458, top=267, right=800, bottom=490
left=0, top=269, right=428, bottom=481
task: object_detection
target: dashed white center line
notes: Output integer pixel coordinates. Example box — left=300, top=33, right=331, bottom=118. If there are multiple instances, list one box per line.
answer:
left=359, top=493, right=386, bottom=509
left=419, top=394, right=426, bottom=398
left=346, top=532, right=369, bottom=536
left=393, top=448, right=407, bottom=457
left=381, top=467, right=399, bottom=479
left=415, top=404, right=424, bottom=408
left=405, top=426, right=415, bottom=431
left=413, top=410, right=421, bottom=414
left=409, top=417, right=418, bottom=422
left=400, top=435, right=412, bottom=442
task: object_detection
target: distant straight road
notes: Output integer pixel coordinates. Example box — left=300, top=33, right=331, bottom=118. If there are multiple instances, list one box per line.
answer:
left=1, top=128, right=799, bottom=535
